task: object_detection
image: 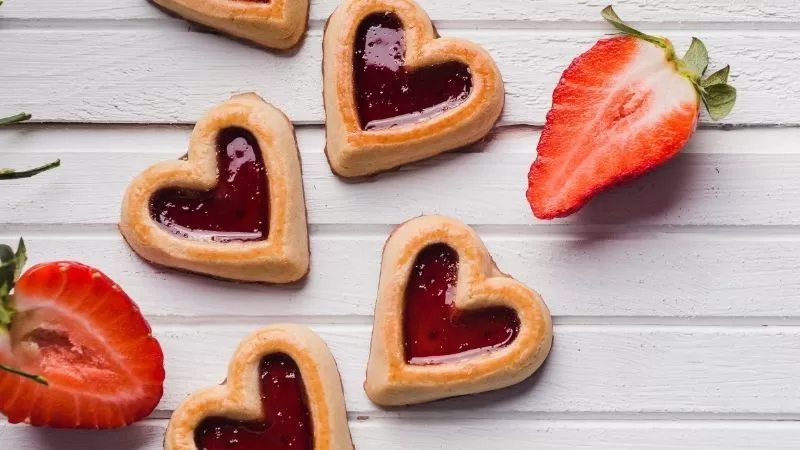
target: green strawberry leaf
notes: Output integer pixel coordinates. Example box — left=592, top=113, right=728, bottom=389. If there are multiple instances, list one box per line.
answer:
left=681, top=37, right=709, bottom=79
left=601, top=5, right=671, bottom=50
left=702, top=65, right=730, bottom=88
left=702, top=83, right=737, bottom=121
left=0, top=238, right=26, bottom=325
left=0, top=244, right=14, bottom=282
left=13, top=238, right=27, bottom=282
left=0, top=283, right=11, bottom=326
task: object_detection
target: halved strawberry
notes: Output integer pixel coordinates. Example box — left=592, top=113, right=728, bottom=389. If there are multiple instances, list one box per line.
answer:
left=526, top=6, right=737, bottom=219
left=0, top=239, right=165, bottom=428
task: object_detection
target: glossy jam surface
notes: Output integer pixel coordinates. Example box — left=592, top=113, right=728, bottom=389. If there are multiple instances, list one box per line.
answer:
left=404, top=244, right=520, bottom=365
left=353, top=13, right=473, bottom=130
left=150, top=127, right=269, bottom=242
left=194, top=354, right=312, bottom=450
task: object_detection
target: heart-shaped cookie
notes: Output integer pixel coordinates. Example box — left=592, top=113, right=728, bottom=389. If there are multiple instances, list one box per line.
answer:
left=364, top=215, right=552, bottom=405
left=165, top=324, right=353, bottom=450
left=323, top=0, right=504, bottom=178
left=119, top=93, right=309, bottom=283
left=150, top=0, right=308, bottom=50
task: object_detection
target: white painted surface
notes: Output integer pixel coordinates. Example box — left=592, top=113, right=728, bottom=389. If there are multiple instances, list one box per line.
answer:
left=0, top=29, right=789, bottom=125
left=1, top=0, right=800, bottom=448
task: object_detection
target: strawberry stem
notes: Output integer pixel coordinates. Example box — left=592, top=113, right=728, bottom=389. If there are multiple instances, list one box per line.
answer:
left=0, top=364, right=48, bottom=386
left=601, top=5, right=736, bottom=120
left=0, top=113, right=61, bottom=179
left=0, top=240, right=47, bottom=386
left=0, top=113, right=32, bottom=126
left=601, top=6, right=672, bottom=53
left=0, top=160, right=61, bottom=180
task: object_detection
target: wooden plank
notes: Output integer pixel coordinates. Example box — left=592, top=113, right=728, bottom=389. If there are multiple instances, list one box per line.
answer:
left=147, top=324, right=800, bottom=413
left=5, top=125, right=799, bottom=155
left=1, top=127, right=800, bottom=226
left=0, top=29, right=783, bottom=125
left=2, top=419, right=799, bottom=449
left=4, top=0, right=800, bottom=23
left=5, top=232, right=800, bottom=319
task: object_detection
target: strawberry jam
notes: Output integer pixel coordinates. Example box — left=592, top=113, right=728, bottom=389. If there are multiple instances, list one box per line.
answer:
left=404, top=244, right=520, bottom=365
left=194, top=354, right=312, bottom=450
left=354, top=12, right=473, bottom=130
left=149, top=127, right=269, bottom=242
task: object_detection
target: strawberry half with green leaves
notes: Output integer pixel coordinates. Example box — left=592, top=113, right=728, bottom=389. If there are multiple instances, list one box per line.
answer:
left=0, top=113, right=60, bottom=180
left=526, top=6, right=736, bottom=220
left=0, top=239, right=165, bottom=428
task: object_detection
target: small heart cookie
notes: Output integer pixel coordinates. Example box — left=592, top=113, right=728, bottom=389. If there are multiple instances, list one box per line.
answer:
left=365, top=215, right=552, bottom=405
left=165, top=324, right=353, bottom=450
left=323, top=0, right=504, bottom=177
left=119, top=93, right=309, bottom=283
left=150, top=0, right=309, bottom=49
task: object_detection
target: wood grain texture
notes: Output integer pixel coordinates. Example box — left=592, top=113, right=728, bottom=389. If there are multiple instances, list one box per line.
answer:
left=2, top=420, right=800, bottom=449
left=0, top=29, right=785, bottom=125
left=5, top=232, right=800, bottom=319
left=4, top=0, right=800, bottom=23
left=0, top=127, right=799, bottom=226
left=145, top=324, right=800, bottom=414
left=1, top=0, right=798, bottom=446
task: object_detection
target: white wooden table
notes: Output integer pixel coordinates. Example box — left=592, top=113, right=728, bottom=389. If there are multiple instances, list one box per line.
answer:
left=2, top=0, right=800, bottom=448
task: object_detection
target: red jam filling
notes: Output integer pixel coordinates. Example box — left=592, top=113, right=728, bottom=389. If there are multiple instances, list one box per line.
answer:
left=149, top=127, right=269, bottom=243
left=194, top=354, right=312, bottom=450
left=404, top=244, right=520, bottom=365
left=353, top=12, right=473, bottom=130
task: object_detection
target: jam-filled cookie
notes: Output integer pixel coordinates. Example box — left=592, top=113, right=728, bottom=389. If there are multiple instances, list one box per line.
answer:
left=120, top=93, right=309, bottom=283
left=150, top=0, right=309, bottom=50
left=323, top=0, right=504, bottom=177
left=165, top=324, right=353, bottom=450
left=365, top=215, right=552, bottom=405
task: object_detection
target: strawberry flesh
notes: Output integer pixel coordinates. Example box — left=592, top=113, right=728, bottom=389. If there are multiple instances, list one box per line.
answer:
left=0, top=262, right=164, bottom=428
left=527, top=36, right=699, bottom=219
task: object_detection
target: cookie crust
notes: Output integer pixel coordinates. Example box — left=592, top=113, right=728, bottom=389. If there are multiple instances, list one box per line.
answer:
left=164, top=324, right=353, bottom=450
left=364, top=215, right=553, bottom=405
left=323, top=0, right=505, bottom=178
left=119, top=93, right=309, bottom=283
left=151, top=0, right=309, bottom=49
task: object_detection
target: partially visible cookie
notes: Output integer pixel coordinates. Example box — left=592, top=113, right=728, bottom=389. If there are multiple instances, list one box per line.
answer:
left=323, top=0, right=504, bottom=177
left=165, top=324, right=353, bottom=450
left=365, top=215, right=553, bottom=405
left=151, top=0, right=309, bottom=49
left=120, top=93, right=309, bottom=283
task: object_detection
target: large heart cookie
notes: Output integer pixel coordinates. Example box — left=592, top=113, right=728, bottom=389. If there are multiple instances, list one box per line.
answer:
left=165, top=324, right=353, bottom=450
left=323, top=0, right=505, bottom=178
left=120, top=93, right=309, bottom=283
left=151, top=0, right=309, bottom=49
left=365, top=215, right=552, bottom=405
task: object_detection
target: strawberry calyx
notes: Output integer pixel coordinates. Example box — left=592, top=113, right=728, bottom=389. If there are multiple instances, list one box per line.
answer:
left=0, top=113, right=61, bottom=180
left=601, top=5, right=737, bottom=120
left=0, top=239, right=48, bottom=386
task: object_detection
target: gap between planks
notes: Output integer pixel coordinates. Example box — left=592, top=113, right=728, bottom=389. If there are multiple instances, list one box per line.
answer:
left=10, top=223, right=800, bottom=241
left=144, top=321, right=800, bottom=334
left=143, top=315, right=800, bottom=328
left=9, top=17, right=800, bottom=32
left=131, top=412, right=800, bottom=422
left=3, top=125, right=800, bottom=155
